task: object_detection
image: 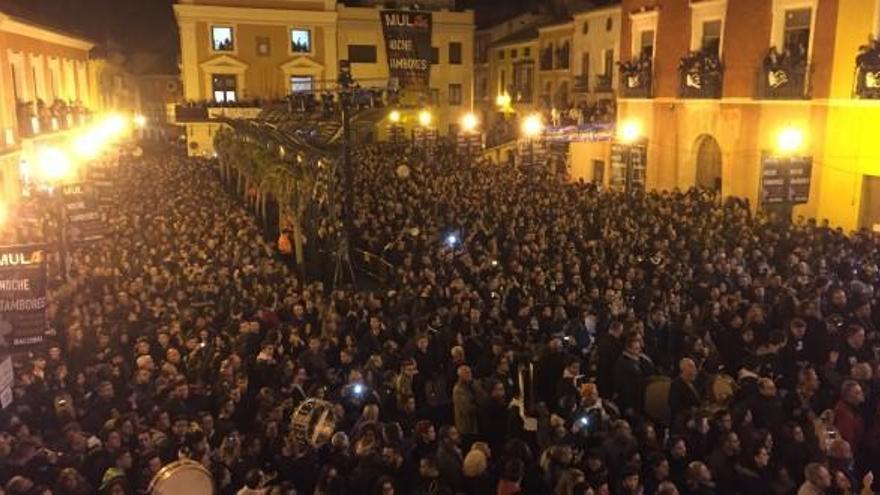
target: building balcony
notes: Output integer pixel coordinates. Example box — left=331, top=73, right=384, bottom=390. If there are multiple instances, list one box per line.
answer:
left=595, top=74, right=613, bottom=93
left=15, top=100, right=92, bottom=140
left=856, top=63, right=880, bottom=99
left=619, top=60, right=653, bottom=98
left=856, top=38, right=880, bottom=99
left=679, top=52, right=723, bottom=99
left=757, top=49, right=810, bottom=99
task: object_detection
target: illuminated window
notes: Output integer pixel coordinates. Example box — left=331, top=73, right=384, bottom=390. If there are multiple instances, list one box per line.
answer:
left=211, top=26, right=234, bottom=51
left=290, top=76, right=312, bottom=93
left=291, top=29, right=311, bottom=54
left=783, top=8, right=811, bottom=60
left=212, top=74, right=237, bottom=102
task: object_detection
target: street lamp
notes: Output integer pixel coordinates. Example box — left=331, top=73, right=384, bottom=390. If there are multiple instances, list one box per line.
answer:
left=618, top=119, right=643, bottom=144
left=521, top=113, right=544, bottom=138
left=776, top=126, right=805, bottom=155
left=495, top=93, right=512, bottom=110
left=418, top=109, right=433, bottom=128
left=461, top=112, right=478, bottom=133
left=388, top=110, right=401, bottom=124
left=36, top=147, right=73, bottom=183
left=133, top=114, right=147, bottom=128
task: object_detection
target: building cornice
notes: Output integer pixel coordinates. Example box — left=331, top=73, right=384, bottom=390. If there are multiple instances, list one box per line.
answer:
left=174, top=4, right=338, bottom=27
left=0, top=13, right=94, bottom=51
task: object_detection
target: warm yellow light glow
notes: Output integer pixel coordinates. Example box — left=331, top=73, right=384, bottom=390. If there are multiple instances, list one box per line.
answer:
left=461, top=113, right=478, bottom=133
left=36, top=147, right=73, bottom=182
left=777, top=126, right=805, bottom=154
left=618, top=119, right=643, bottom=144
left=521, top=114, right=544, bottom=138
left=418, top=110, right=433, bottom=127
left=0, top=202, right=8, bottom=228
left=389, top=110, right=401, bottom=123
left=104, top=114, right=128, bottom=137
left=133, top=114, right=147, bottom=128
left=495, top=93, right=511, bottom=108
left=72, top=131, right=103, bottom=160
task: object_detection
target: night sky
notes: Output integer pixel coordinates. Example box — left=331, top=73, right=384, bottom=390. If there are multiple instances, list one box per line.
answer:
left=0, top=0, right=570, bottom=74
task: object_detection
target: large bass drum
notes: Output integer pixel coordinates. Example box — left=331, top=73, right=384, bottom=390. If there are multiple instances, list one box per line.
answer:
left=148, top=459, right=214, bottom=495
left=291, top=398, right=338, bottom=450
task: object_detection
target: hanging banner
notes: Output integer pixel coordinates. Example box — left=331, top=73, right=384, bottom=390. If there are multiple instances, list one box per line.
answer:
left=381, top=10, right=433, bottom=89
left=62, top=183, right=107, bottom=243
left=761, top=155, right=813, bottom=205
left=0, top=244, right=47, bottom=349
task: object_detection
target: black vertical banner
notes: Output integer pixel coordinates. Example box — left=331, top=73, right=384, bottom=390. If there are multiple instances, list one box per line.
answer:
left=381, top=10, right=433, bottom=90
left=62, top=183, right=107, bottom=244
left=0, top=245, right=47, bottom=349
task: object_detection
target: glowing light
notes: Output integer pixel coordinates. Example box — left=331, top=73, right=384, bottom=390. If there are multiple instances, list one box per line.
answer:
left=36, top=147, right=73, bottom=182
left=353, top=384, right=365, bottom=395
left=618, top=119, right=643, bottom=144
left=521, top=114, right=544, bottom=138
left=418, top=110, right=433, bottom=127
left=0, top=202, right=7, bottom=227
left=461, top=113, right=478, bottom=133
left=389, top=110, right=401, bottom=123
left=72, top=131, right=103, bottom=160
left=495, top=93, right=511, bottom=108
left=133, top=114, right=147, bottom=128
left=445, top=234, right=459, bottom=247
left=777, top=126, right=805, bottom=154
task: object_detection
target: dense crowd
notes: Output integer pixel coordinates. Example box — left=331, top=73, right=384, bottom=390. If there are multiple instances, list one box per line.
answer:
left=2, top=140, right=880, bottom=495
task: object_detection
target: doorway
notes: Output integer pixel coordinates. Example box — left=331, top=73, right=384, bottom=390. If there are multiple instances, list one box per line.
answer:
left=860, top=175, right=880, bottom=232
left=695, top=135, right=722, bottom=191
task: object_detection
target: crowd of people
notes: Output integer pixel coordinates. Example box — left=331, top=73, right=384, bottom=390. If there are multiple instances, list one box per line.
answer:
left=2, top=138, right=880, bottom=495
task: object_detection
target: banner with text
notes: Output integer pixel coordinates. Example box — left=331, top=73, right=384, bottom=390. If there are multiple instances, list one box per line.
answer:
left=0, top=245, right=47, bottom=349
left=381, top=10, right=433, bottom=90
left=62, top=183, right=108, bottom=244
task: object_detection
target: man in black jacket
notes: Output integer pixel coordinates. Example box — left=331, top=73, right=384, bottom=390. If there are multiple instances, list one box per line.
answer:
left=668, top=358, right=702, bottom=430
left=612, top=334, right=656, bottom=419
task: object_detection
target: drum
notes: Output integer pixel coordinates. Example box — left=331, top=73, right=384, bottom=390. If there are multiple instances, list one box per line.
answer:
left=148, top=459, right=214, bottom=495
left=290, top=398, right=338, bottom=450
left=644, top=375, right=672, bottom=426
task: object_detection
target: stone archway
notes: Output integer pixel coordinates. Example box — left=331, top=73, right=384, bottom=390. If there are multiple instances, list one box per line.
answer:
left=694, top=134, right=722, bottom=191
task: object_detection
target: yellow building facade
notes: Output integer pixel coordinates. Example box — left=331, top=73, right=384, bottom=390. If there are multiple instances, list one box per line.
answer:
left=0, top=11, right=94, bottom=205
left=615, top=0, right=880, bottom=231
left=174, top=0, right=474, bottom=134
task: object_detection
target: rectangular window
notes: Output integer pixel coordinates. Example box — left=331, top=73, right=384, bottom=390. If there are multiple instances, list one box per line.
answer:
left=524, top=47, right=531, bottom=58
left=431, top=47, right=440, bottom=64
left=290, top=75, right=313, bottom=93
left=511, top=48, right=518, bottom=59
left=498, top=49, right=505, bottom=60
left=500, top=70, right=506, bottom=93
left=211, top=26, right=234, bottom=52
left=478, top=76, right=487, bottom=99
left=212, top=74, right=237, bottom=102
left=784, top=8, right=811, bottom=60
left=449, top=83, right=463, bottom=105
left=430, top=88, right=439, bottom=105
left=449, top=42, right=462, bottom=64
left=702, top=20, right=722, bottom=56
left=604, top=49, right=614, bottom=75
left=291, top=29, right=312, bottom=54
left=256, top=36, right=271, bottom=56
left=348, top=45, right=377, bottom=63
left=640, top=30, right=655, bottom=58
left=582, top=52, right=590, bottom=77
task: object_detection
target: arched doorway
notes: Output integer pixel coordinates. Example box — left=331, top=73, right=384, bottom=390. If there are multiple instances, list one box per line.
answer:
left=695, top=135, right=722, bottom=191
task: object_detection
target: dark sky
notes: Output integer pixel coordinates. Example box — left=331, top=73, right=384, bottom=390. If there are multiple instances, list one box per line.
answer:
left=0, top=0, right=558, bottom=73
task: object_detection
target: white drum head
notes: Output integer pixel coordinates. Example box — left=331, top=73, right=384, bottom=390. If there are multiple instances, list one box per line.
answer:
left=149, top=460, right=214, bottom=495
